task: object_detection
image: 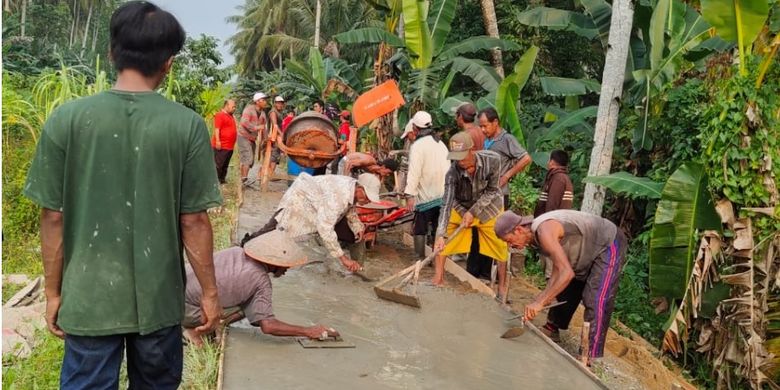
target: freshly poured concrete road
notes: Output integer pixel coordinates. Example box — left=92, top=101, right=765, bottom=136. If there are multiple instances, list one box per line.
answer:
left=222, top=180, right=605, bottom=390
left=222, top=269, right=606, bottom=390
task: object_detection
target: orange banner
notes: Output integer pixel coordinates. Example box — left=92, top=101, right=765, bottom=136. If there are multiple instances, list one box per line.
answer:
left=352, top=80, right=405, bottom=127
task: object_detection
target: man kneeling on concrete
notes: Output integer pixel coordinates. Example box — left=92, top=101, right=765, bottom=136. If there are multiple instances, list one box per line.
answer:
left=494, top=210, right=627, bottom=360
left=241, top=173, right=382, bottom=272
left=183, top=232, right=339, bottom=345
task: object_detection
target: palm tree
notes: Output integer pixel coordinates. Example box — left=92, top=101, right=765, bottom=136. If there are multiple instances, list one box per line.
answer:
left=227, top=0, right=378, bottom=75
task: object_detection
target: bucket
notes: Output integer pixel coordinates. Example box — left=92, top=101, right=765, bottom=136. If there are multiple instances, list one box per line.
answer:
left=281, top=111, right=343, bottom=168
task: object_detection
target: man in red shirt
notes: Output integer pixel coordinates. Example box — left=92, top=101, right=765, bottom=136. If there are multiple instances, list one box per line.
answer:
left=212, top=99, right=238, bottom=184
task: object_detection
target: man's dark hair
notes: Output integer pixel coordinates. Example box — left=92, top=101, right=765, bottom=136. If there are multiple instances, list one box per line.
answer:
left=378, top=158, right=399, bottom=172
left=478, top=107, right=500, bottom=123
left=313, top=100, right=324, bottom=108
left=550, top=149, right=569, bottom=167
left=110, top=1, right=186, bottom=77
left=456, top=104, right=477, bottom=123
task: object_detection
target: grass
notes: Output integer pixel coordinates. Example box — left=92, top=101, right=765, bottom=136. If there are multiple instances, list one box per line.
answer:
left=2, top=330, right=63, bottom=389
left=2, top=282, right=26, bottom=304
left=180, top=161, right=239, bottom=389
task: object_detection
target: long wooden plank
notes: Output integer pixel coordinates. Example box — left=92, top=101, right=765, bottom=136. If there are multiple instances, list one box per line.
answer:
left=525, top=322, right=608, bottom=389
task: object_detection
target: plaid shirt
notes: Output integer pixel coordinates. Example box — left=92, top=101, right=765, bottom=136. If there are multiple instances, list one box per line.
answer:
left=436, top=150, right=503, bottom=237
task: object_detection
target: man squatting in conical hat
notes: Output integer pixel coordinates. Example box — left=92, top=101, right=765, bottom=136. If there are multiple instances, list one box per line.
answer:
left=493, top=209, right=628, bottom=361
left=240, top=173, right=384, bottom=273
left=182, top=233, right=340, bottom=346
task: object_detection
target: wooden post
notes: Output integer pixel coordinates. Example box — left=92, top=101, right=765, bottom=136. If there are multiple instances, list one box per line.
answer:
left=580, top=321, right=591, bottom=366
left=260, top=132, right=274, bottom=191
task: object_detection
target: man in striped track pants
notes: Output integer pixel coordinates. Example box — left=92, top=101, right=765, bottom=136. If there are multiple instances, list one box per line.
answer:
left=494, top=210, right=627, bottom=362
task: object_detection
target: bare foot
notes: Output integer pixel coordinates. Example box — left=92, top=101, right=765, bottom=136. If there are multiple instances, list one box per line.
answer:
left=183, top=328, right=204, bottom=347
left=431, top=277, right=445, bottom=287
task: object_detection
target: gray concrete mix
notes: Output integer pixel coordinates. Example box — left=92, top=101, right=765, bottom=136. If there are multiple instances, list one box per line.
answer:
left=222, top=179, right=605, bottom=390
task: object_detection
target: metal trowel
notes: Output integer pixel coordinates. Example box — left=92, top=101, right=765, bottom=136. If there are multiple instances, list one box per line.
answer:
left=297, top=335, right=356, bottom=348
left=500, top=301, right=567, bottom=339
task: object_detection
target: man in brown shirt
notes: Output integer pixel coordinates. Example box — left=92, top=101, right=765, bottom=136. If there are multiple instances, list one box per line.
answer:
left=456, top=102, right=484, bottom=151
left=534, top=150, right=574, bottom=217
left=183, top=233, right=340, bottom=346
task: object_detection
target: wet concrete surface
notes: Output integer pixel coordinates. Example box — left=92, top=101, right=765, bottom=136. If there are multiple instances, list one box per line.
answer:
left=222, top=179, right=605, bottom=390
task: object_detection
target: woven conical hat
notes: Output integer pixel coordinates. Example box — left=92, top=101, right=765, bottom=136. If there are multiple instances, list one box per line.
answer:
left=243, top=229, right=307, bottom=268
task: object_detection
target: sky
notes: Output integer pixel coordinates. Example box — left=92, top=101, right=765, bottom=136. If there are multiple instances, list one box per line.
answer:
left=155, top=0, right=244, bottom=67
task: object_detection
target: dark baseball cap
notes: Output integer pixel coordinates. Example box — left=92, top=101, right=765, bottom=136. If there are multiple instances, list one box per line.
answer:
left=494, top=211, right=534, bottom=237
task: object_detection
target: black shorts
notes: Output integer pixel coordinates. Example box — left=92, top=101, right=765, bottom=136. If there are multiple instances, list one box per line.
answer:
left=413, top=206, right=440, bottom=236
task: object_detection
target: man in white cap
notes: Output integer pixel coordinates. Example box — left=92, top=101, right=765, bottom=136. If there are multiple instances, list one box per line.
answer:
left=182, top=230, right=341, bottom=346
left=238, top=92, right=269, bottom=185
left=433, top=131, right=508, bottom=297
left=401, top=111, right=450, bottom=258
left=241, top=173, right=383, bottom=273
left=259, top=95, right=286, bottom=180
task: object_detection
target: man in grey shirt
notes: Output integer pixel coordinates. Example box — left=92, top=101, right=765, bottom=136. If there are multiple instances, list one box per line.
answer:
left=478, top=107, right=532, bottom=208
left=183, top=231, right=340, bottom=345
left=494, top=210, right=627, bottom=361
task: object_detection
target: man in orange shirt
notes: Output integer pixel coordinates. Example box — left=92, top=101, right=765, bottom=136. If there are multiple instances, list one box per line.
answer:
left=212, top=99, right=237, bottom=184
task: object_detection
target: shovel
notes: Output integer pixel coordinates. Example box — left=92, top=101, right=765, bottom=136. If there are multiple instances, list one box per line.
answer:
left=500, top=301, right=567, bottom=339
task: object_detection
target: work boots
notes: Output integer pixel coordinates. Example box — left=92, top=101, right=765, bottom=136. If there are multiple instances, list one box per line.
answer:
left=413, top=235, right=427, bottom=259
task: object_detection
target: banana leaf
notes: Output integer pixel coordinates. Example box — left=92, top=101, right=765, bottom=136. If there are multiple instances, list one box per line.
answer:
left=428, top=0, right=457, bottom=55
left=333, top=27, right=406, bottom=48
left=402, top=0, right=433, bottom=69
left=540, top=77, right=601, bottom=96
left=495, top=46, right=538, bottom=146
left=701, top=0, right=770, bottom=57
left=649, top=163, right=722, bottom=299
left=583, top=171, right=664, bottom=199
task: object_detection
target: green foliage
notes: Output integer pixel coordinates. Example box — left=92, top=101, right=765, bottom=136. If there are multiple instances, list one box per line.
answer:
left=496, top=46, right=539, bottom=145
left=649, top=163, right=722, bottom=299
left=539, top=77, right=600, bottom=96
left=2, top=330, right=64, bottom=389
left=171, top=35, right=232, bottom=113
left=701, top=0, right=771, bottom=74
left=583, top=172, right=664, bottom=199
left=508, top=172, right=539, bottom=216
left=699, top=59, right=780, bottom=208
left=613, top=232, right=666, bottom=344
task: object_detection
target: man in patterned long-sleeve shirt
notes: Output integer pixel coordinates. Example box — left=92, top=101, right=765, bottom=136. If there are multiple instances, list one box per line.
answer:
left=241, top=173, right=382, bottom=272
left=432, top=132, right=508, bottom=295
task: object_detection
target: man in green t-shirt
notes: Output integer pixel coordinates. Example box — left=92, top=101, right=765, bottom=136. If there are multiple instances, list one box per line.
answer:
left=23, top=2, right=223, bottom=389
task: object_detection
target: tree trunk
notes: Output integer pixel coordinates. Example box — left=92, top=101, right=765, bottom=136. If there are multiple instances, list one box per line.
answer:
left=580, top=0, right=634, bottom=215
left=479, top=0, right=504, bottom=78
left=4, top=0, right=10, bottom=13
left=81, top=4, right=92, bottom=50
left=69, top=1, right=79, bottom=47
left=20, top=0, right=26, bottom=37
left=91, top=16, right=99, bottom=52
left=314, top=0, right=321, bottom=48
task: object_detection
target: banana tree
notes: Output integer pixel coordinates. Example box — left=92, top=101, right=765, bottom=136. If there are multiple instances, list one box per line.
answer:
left=649, top=162, right=722, bottom=299
left=335, top=0, right=519, bottom=110
left=701, top=0, right=771, bottom=76
left=631, top=0, right=713, bottom=152
left=281, top=47, right=363, bottom=99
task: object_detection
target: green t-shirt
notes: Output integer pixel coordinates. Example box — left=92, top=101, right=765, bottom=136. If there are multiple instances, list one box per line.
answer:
left=24, top=90, right=223, bottom=336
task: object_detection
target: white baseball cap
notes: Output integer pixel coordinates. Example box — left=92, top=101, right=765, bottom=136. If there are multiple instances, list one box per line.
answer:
left=274, top=96, right=285, bottom=103
left=253, top=92, right=268, bottom=101
left=411, top=111, right=433, bottom=129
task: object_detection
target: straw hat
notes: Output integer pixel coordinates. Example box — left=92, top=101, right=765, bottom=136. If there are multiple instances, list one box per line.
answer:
left=243, top=229, right=308, bottom=268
